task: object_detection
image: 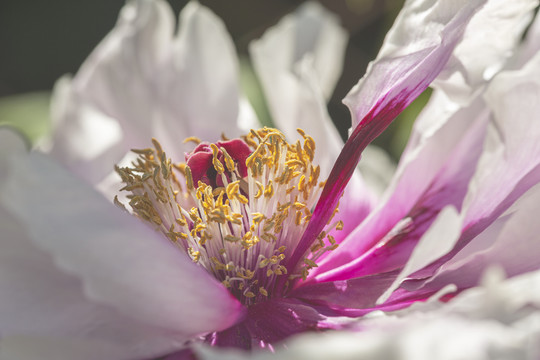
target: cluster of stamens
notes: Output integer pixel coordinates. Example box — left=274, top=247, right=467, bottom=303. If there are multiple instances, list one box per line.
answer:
left=115, top=128, right=342, bottom=305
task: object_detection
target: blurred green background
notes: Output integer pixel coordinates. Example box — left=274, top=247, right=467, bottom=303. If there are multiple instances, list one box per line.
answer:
left=0, top=0, right=428, bottom=159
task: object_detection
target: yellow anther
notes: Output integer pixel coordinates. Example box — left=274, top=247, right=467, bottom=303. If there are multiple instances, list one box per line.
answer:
left=259, top=258, right=270, bottom=268
left=131, top=147, right=155, bottom=156
left=151, top=138, right=164, bottom=156
left=183, top=136, right=202, bottom=144
left=327, top=235, right=336, bottom=245
left=210, top=144, right=225, bottom=174
left=301, top=267, right=309, bottom=281
left=224, top=235, right=240, bottom=242
left=220, top=147, right=237, bottom=173
left=303, top=258, right=318, bottom=268
left=252, top=212, right=265, bottom=224
left=311, top=243, right=323, bottom=252
left=185, top=166, right=194, bottom=190
left=295, top=211, right=303, bottom=225
left=293, top=202, right=306, bottom=210
left=237, top=194, right=249, bottom=204
left=259, top=287, right=268, bottom=297
left=264, top=182, right=274, bottom=198
left=255, top=182, right=264, bottom=199
left=114, top=196, right=127, bottom=211
left=261, top=233, right=277, bottom=242
left=298, top=175, right=306, bottom=192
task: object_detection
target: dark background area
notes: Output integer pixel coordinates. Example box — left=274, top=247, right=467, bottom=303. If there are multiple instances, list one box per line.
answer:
left=0, top=0, right=407, bottom=147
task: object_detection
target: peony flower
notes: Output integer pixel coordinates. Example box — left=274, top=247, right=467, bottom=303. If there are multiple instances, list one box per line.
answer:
left=1, top=0, right=540, bottom=359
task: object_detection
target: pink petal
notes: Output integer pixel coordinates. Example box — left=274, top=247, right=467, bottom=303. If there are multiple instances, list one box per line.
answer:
left=208, top=299, right=330, bottom=350
left=284, top=0, right=487, bottom=278
left=376, top=206, right=462, bottom=304
left=289, top=272, right=398, bottom=311
left=412, top=49, right=540, bottom=280
left=312, top=96, right=488, bottom=281
left=404, top=176, right=540, bottom=296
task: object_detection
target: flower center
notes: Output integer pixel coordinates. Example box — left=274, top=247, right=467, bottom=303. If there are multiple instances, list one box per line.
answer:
left=115, top=128, right=342, bottom=305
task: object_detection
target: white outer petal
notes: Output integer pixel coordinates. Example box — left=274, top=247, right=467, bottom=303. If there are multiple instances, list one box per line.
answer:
left=0, top=204, right=186, bottom=360
left=433, top=0, right=539, bottom=104
left=48, top=0, right=175, bottom=183
left=48, top=0, right=246, bottom=186
left=156, top=1, right=243, bottom=157
left=249, top=1, right=348, bottom=178
left=463, top=49, right=540, bottom=223
left=0, top=130, right=244, bottom=342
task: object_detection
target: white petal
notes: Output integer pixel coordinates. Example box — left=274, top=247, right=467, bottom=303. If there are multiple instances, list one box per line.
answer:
left=512, top=9, right=540, bottom=69
left=48, top=0, right=175, bottom=183
left=47, top=76, right=124, bottom=184
left=49, top=1, right=245, bottom=185
left=0, top=137, right=244, bottom=338
left=0, top=204, right=187, bottom=359
left=156, top=1, right=242, bottom=154
left=0, top=126, right=28, bottom=184
left=463, top=49, right=540, bottom=225
left=357, top=145, right=396, bottom=197
left=433, top=0, right=538, bottom=104
left=249, top=2, right=347, bottom=178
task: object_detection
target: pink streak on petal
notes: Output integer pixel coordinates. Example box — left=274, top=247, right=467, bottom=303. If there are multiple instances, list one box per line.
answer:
left=315, top=109, right=487, bottom=283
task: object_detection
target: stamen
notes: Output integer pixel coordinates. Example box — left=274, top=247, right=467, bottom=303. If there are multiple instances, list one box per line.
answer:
left=116, top=128, right=339, bottom=305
